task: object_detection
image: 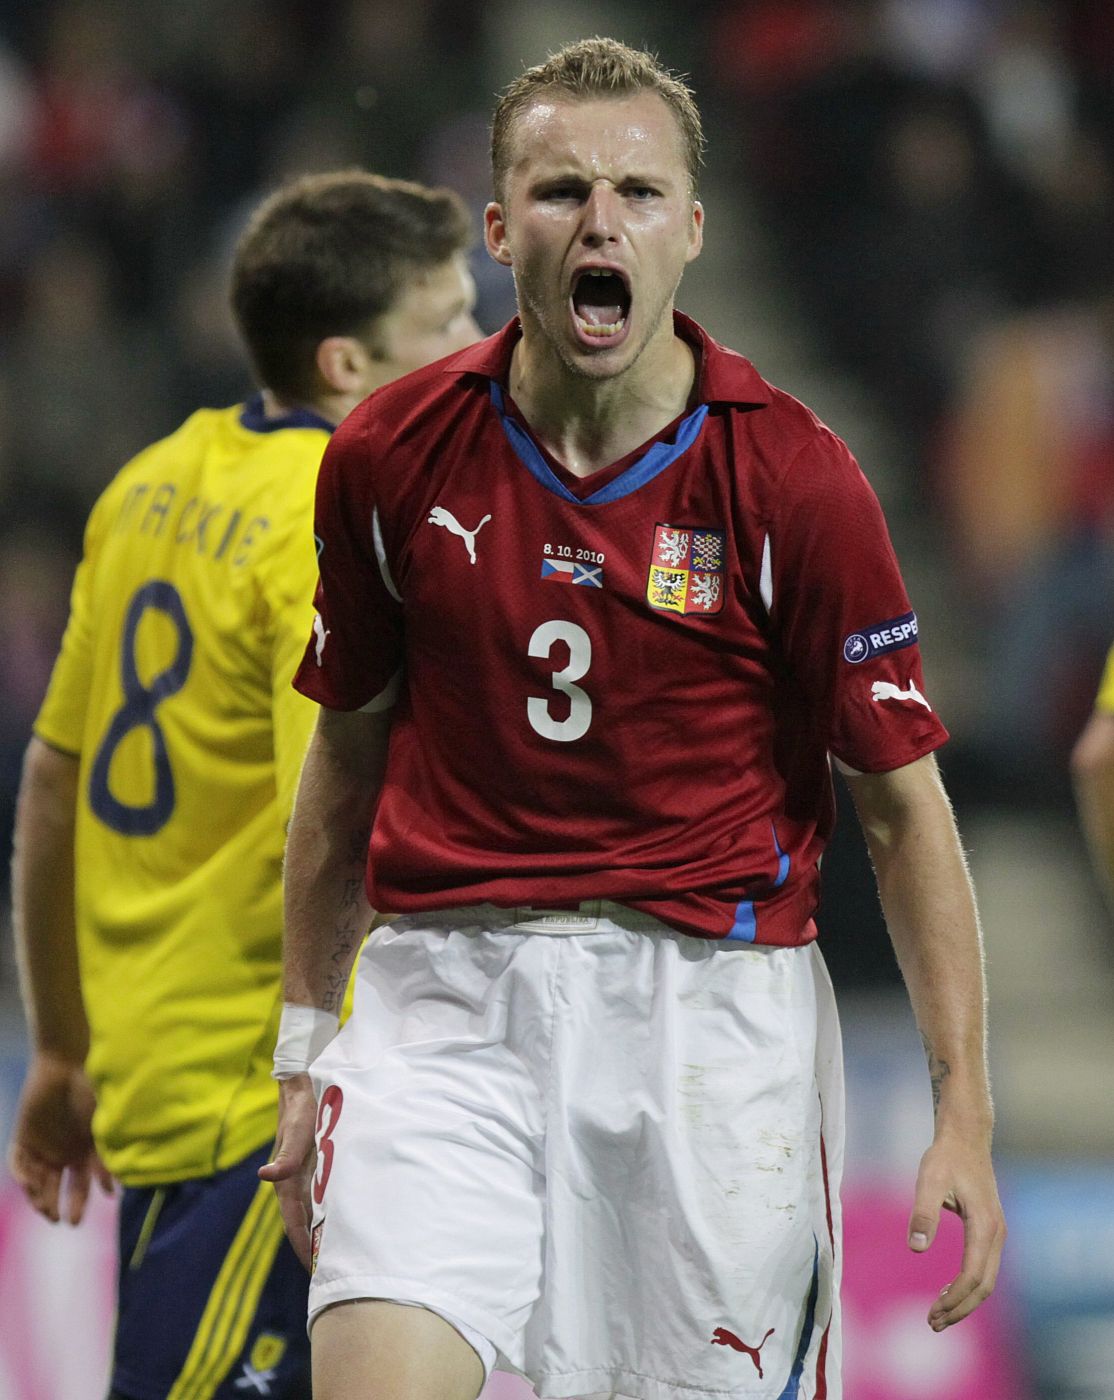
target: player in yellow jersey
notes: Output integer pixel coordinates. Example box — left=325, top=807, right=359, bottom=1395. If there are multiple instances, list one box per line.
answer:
left=8, top=169, right=478, bottom=1400
left=1072, top=644, right=1114, bottom=914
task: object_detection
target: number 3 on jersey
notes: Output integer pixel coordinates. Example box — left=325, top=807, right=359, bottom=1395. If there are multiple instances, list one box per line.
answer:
left=527, top=620, right=592, bottom=742
left=88, top=580, right=194, bottom=835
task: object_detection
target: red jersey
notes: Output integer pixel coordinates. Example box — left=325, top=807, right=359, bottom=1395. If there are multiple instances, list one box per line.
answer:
left=295, top=314, right=947, bottom=944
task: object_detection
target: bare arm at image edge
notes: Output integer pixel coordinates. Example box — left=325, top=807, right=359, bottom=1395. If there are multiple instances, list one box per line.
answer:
left=845, top=751, right=1006, bottom=1331
left=259, top=704, right=391, bottom=1265
left=8, top=737, right=113, bottom=1224
left=1071, top=706, right=1114, bottom=916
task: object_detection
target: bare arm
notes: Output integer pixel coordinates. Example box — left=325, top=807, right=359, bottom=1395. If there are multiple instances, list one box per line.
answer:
left=282, top=704, right=391, bottom=1010
left=845, top=752, right=1006, bottom=1330
left=8, top=737, right=110, bottom=1223
left=1071, top=710, right=1114, bottom=915
left=259, top=704, right=392, bottom=1263
left=12, top=739, right=85, bottom=1057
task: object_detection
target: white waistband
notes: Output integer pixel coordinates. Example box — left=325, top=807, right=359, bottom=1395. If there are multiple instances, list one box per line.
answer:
left=402, top=900, right=672, bottom=937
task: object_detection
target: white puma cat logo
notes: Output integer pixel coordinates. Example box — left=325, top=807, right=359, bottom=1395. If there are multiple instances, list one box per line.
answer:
left=427, top=506, right=492, bottom=564
left=312, top=612, right=330, bottom=666
left=871, top=679, right=931, bottom=711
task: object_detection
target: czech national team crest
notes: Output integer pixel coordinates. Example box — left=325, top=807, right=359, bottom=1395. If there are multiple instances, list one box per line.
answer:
left=646, top=524, right=726, bottom=615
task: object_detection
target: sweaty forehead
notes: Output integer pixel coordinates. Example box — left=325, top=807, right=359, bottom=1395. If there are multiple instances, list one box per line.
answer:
left=506, top=91, right=687, bottom=184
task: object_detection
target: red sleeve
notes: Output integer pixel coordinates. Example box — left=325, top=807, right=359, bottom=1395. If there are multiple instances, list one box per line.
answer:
left=293, top=411, right=404, bottom=712
left=768, top=429, right=948, bottom=773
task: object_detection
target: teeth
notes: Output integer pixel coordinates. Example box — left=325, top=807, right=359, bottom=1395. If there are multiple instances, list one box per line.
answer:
left=575, top=313, right=626, bottom=337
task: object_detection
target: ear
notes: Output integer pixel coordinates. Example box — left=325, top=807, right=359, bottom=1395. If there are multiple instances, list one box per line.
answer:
left=685, top=201, right=704, bottom=264
left=484, top=202, right=513, bottom=267
left=315, top=335, right=374, bottom=394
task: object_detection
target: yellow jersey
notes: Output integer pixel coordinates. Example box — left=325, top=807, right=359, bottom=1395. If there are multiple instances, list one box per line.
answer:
left=1097, top=645, right=1114, bottom=716
left=34, top=398, right=330, bottom=1186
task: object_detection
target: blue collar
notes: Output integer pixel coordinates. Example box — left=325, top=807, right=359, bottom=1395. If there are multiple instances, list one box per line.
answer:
left=488, top=381, right=709, bottom=506
left=239, top=392, right=335, bottom=435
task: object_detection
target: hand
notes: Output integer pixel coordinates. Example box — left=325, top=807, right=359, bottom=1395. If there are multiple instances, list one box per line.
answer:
left=8, top=1052, right=113, bottom=1225
left=258, top=1073, right=318, bottom=1270
left=907, top=1131, right=1006, bottom=1330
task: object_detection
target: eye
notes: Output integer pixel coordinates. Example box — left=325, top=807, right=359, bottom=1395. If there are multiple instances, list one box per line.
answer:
left=627, top=185, right=660, bottom=200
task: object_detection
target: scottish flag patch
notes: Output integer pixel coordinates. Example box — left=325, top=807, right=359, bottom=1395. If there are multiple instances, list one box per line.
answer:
left=541, top=558, right=604, bottom=587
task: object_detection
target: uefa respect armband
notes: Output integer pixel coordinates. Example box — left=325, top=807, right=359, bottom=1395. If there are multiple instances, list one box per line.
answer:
left=842, top=611, right=918, bottom=664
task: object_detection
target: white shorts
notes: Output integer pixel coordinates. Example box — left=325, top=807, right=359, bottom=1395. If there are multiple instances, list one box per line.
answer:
left=308, top=903, right=844, bottom=1400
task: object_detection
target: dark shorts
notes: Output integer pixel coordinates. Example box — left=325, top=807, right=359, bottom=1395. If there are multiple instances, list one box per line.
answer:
left=111, top=1143, right=310, bottom=1400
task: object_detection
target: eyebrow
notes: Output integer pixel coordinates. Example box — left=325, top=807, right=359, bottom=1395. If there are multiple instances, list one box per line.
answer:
left=529, top=169, right=676, bottom=188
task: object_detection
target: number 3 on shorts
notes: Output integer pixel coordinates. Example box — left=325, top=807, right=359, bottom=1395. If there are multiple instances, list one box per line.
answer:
left=313, top=1085, right=344, bottom=1205
left=527, top=619, right=592, bottom=742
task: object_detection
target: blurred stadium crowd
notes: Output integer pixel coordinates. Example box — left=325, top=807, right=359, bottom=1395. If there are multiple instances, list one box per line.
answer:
left=0, top=0, right=1111, bottom=965
left=704, top=0, right=1114, bottom=795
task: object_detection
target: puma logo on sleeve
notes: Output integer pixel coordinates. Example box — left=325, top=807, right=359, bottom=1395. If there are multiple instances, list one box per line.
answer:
left=312, top=613, right=330, bottom=666
left=871, top=679, right=931, bottom=710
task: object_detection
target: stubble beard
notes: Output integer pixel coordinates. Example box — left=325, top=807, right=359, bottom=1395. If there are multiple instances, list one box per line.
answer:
left=514, top=266, right=684, bottom=384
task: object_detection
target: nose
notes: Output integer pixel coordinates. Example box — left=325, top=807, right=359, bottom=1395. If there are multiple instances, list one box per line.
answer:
left=580, top=181, right=621, bottom=246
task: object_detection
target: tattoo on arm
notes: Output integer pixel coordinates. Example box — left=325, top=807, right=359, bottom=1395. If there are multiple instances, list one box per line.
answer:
left=321, top=833, right=369, bottom=1013
left=920, top=1032, right=952, bottom=1116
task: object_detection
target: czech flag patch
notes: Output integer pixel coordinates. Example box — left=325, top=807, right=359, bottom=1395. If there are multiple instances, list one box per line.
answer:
left=541, top=558, right=603, bottom=587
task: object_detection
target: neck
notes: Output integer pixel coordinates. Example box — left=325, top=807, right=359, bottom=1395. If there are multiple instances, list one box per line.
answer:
left=260, top=387, right=347, bottom=429
left=508, top=314, right=695, bottom=478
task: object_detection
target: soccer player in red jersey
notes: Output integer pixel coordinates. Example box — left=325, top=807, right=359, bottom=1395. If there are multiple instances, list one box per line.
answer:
left=262, top=39, right=1006, bottom=1400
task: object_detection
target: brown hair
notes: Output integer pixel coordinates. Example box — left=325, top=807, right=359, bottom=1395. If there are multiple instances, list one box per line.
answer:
left=491, top=37, right=705, bottom=200
left=231, top=170, right=471, bottom=403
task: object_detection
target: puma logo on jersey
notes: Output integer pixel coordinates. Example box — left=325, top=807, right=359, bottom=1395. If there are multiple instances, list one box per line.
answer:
left=312, top=613, right=330, bottom=666
left=871, top=679, right=931, bottom=710
left=428, top=506, right=492, bottom=564
left=710, top=1327, right=776, bottom=1378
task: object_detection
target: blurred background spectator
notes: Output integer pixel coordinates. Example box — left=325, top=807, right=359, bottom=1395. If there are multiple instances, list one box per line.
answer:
left=702, top=0, right=1114, bottom=799
left=0, top=3, right=1111, bottom=1397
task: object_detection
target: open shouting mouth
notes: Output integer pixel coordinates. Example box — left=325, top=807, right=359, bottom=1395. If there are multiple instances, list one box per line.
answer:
left=570, top=265, right=632, bottom=349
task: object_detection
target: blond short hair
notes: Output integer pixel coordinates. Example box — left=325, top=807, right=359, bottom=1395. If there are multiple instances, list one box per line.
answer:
left=491, top=37, right=705, bottom=200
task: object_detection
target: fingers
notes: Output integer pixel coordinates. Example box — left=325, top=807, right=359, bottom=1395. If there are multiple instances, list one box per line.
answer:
left=274, top=1176, right=313, bottom=1271
left=34, top=1177, right=62, bottom=1223
left=10, top=1146, right=64, bottom=1223
left=259, top=1081, right=317, bottom=1183
left=927, top=1207, right=1006, bottom=1331
left=907, top=1161, right=943, bottom=1252
left=909, top=1144, right=1007, bottom=1330
left=259, top=1078, right=319, bottom=1269
left=64, top=1159, right=92, bottom=1226
left=94, top=1154, right=116, bottom=1197
left=258, top=1147, right=305, bottom=1183
left=9, top=1060, right=102, bottom=1223
left=262, top=1156, right=313, bottom=1270
left=258, top=1119, right=315, bottom=1183
left=11, top=1138, right=111, bottom=1227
